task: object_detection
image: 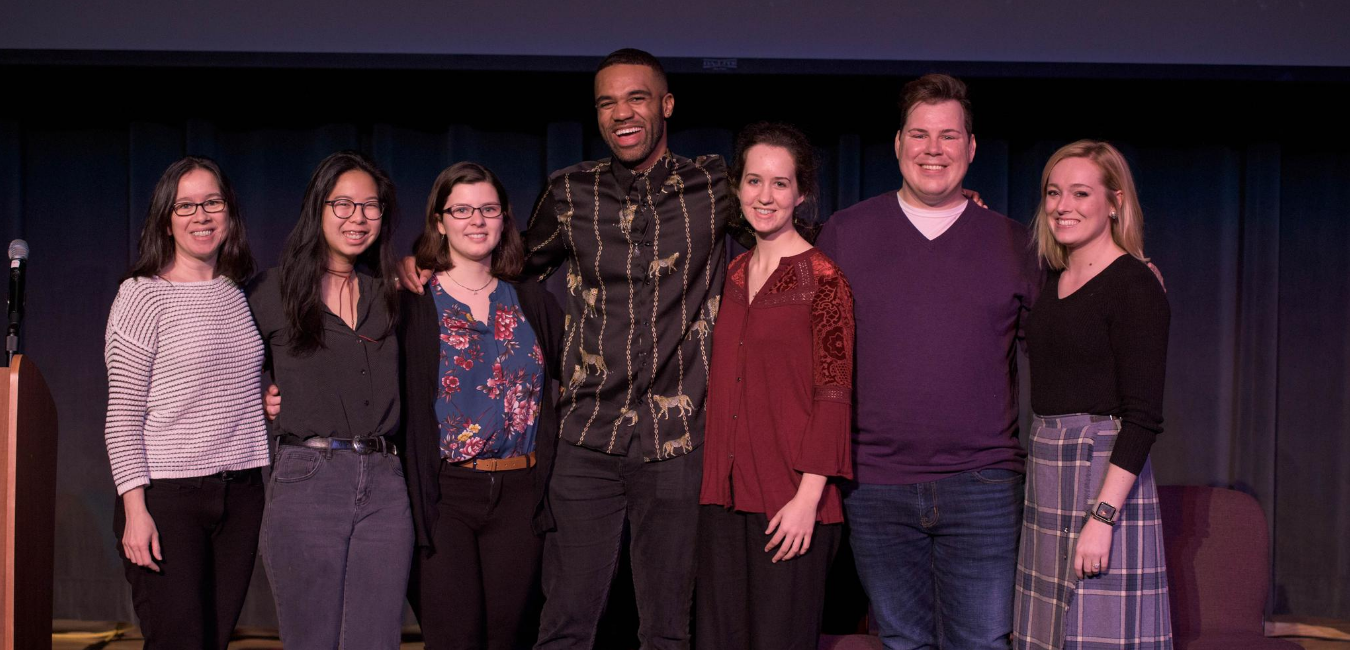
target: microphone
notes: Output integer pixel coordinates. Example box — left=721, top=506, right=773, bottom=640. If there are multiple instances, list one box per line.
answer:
left=7, top=239, right=28, bottom=362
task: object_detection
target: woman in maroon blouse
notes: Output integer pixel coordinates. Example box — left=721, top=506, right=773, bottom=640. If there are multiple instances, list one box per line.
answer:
left=696, top=122, right=855, bottom=650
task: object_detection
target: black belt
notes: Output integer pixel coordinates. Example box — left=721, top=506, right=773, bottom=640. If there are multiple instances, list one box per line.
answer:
left=286, top=436, right=396, bottom=456
left=212, top=469, right=260, bottom=482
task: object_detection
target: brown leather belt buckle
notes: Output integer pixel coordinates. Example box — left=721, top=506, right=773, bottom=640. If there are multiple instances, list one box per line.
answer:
left=455, top=451, right=537, bottom=472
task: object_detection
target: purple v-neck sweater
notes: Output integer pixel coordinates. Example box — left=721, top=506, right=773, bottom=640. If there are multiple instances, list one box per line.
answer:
left=816, top=192, right=1042, bottom=484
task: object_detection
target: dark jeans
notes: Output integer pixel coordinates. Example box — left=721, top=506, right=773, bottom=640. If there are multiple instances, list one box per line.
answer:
left=695, top=506, right=841, bottom=650
left=843, top=469, right=1024, bottom=650
left=112, top=469, right=265, bottom=650
left=535, top=440, right=702, bottom=650
left=260, top=445, right=414, bottom=650
left=413, top=462, right=543, bottom=650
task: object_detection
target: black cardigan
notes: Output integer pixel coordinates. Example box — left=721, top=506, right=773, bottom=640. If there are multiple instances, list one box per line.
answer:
left=398, top=277, right=564, bottom=550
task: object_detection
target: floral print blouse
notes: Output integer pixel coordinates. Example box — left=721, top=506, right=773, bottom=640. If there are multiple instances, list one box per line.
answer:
left=431, top=276, right=545, bottom=461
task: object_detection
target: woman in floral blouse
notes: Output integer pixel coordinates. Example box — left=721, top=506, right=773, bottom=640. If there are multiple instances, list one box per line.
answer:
left=399, top=162, right=563, bottom=650
left=697, top=123, right=856, bottom=649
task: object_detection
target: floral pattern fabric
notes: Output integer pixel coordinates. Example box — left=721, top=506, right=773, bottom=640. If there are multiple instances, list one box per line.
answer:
left=432, top=276, right=545, bottom=461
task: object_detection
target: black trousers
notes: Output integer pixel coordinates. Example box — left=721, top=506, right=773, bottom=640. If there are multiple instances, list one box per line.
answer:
left=694, top=505, right=842, bottom=650
left=413, top=462, right=544, bottom=650
left=536, top=440, right=703, bottom=650
left=112, top=470, right=265, bottom=650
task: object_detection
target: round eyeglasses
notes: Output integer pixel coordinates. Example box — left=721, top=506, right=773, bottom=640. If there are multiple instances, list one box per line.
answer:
left=440, top=204, right=503, bottom=220
left=172, top=199, right=227, bottom=217
left=326, top=199, right=385, bottom=220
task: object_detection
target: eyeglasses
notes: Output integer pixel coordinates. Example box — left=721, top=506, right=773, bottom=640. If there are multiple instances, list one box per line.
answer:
left=326, top=199, right=384, bottom=220
left=440, top=204, right=503, bottom=220
left=172, top=199, right=227, bottom=217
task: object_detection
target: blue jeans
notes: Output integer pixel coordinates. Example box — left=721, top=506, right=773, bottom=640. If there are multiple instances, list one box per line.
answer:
left=261, top=445, right=414, bottom=650
left=843, top=469, right=1024, bottom=650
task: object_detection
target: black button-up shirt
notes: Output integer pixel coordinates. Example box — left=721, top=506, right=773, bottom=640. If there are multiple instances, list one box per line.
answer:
left=525, top=152, right=735, bottom=460
left=247, top=268, right=400, bottom=441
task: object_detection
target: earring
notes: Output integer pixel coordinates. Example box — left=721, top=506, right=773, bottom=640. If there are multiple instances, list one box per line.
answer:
left=1110, top=212, right=1118, bottom=220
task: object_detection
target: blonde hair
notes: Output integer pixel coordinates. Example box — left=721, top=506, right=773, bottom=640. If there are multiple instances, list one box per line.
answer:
left=1032, top=140, right=1147, bottom=270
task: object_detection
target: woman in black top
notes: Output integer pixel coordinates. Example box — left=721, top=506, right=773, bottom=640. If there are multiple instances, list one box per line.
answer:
left=1014, top=140, right=1172, bottom=649
left=248, top=151, right=412, bottom=649
left=400, top=162, right=563, bottom=649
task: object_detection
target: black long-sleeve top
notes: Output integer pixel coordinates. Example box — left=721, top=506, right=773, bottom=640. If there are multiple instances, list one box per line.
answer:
left=1026, top=254, right=1170, bottom=474
left=247, top=268, right=400, bottom=442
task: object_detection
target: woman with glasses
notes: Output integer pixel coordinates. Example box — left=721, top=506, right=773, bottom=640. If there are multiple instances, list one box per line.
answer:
left=400, top=162, right=562, bottom=649
left=103, top=156, right=268, bottom=649
left=247, top=150, right=412, bottom=649
left=1014, top=140, right=1172, bottom=649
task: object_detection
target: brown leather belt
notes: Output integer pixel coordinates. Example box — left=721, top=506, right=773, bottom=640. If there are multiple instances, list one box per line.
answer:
left=452, top=451, right=536, bottom=472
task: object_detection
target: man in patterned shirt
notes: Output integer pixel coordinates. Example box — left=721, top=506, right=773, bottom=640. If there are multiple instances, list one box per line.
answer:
left=525, top=48, right=734, bottom=650
left=403, top=48, right=735, bottom=649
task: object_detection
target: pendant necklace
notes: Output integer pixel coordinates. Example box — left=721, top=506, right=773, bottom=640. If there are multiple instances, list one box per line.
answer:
left=446, top=272, right=495, bottom=295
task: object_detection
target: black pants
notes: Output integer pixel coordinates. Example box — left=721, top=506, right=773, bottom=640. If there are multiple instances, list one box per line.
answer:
left=112, top=470, right=265, bottom=650
left=536, top=440, right=703, bottom=650
left=413, top=462, right=544, bottom=650
left=695, top=505, right=841, bottom=650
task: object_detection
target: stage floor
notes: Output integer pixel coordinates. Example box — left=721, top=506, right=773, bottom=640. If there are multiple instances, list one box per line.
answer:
left=51, top=619, right=1350, bottom=650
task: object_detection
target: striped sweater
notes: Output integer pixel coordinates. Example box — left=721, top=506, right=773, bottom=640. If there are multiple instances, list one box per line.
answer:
left=103, top=276, right=269, bottom=495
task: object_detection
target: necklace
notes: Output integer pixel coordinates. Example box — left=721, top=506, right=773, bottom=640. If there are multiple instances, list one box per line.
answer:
left=324, top=267, right=358, bottom=326
left=445, top=271, right=495, bottom=295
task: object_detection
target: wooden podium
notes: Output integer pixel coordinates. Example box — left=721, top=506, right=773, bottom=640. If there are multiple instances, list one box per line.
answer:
left=0, top=355, right=58, bottom=650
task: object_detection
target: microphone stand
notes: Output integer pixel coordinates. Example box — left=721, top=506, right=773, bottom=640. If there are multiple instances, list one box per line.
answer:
left=4, top=322, right=16, bottom=367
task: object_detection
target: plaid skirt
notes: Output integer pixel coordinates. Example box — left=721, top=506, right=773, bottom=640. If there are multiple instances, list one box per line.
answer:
left=1013, top=414, right=1173, bottom=650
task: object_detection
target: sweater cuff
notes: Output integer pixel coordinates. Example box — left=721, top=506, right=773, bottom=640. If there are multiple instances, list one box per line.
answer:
left=1108, top=422, right=1156, bottom=475
left=115, top=475, right=150, bottom=496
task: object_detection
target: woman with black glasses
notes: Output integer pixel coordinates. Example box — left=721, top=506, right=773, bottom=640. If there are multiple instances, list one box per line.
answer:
left=401, top=162, right=562, bottom=649
left=248, top=150, right=412, bottom=649
left=104, top=156, right=268, bottom=649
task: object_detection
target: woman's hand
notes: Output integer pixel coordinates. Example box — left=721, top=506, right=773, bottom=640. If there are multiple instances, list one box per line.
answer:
left=1074, top=517, right=1113, bottom=579
left=263, top=384, right=281, bottom=421
left=961, top=188, right=987, bottom=209
left=765, top=495, right=818, bottom=563
left=121, top=487, right=162, bottom=572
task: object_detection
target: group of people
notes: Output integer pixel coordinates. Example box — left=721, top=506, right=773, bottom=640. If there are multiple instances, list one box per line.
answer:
left=102, top=47, right=1173, bottom=650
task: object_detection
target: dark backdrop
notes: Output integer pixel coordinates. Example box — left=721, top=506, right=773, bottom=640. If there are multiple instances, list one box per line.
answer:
left=3, top=57, right=1349, bottom=625
left=5, top=0, right=1349, bottom=67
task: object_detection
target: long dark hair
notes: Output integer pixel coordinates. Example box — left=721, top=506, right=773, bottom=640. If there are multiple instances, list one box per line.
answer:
left=413, top=162, right=524, bottom=280
left=729, top=122, right=822, bottom=242
left=279, top=150, right=399, bottom=354
left=125, top=156, right=255, bottom=283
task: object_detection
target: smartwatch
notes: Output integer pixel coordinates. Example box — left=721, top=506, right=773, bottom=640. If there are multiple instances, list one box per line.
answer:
left=1089, top=501, right=1118, bottom=526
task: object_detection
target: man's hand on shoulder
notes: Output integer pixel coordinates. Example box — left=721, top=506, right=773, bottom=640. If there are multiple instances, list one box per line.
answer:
left=398, top=256, right=432, bottom=294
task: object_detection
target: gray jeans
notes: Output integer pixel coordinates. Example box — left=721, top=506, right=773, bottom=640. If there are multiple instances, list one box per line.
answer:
left=261, top=445, right=413, bottom=649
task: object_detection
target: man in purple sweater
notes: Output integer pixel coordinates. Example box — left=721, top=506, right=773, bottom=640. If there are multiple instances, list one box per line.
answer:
left=816, top=74, right=1041, bottom=649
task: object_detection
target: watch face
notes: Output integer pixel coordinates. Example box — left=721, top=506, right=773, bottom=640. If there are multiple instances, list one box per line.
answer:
left=1096, top=502, right=1117, bottom=519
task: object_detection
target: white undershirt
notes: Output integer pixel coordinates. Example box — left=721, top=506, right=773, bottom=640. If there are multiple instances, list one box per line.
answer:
left=898, top=193, right=968, bottom=240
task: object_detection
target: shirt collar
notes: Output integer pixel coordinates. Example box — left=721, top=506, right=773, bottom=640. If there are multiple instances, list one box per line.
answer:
left=611, top=150, right=674, bottom=194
